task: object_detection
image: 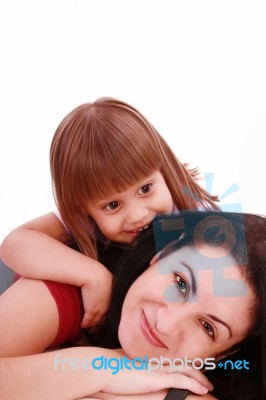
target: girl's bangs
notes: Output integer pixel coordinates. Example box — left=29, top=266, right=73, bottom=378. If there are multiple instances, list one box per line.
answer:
left=78, top=145, right=161, bottom=202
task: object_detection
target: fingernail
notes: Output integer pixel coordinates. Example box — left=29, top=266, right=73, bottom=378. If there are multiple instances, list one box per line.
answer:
left=201, top=386, right=209, bottom=394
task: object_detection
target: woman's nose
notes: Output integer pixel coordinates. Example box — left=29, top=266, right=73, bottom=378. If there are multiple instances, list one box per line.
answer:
left=156, top=304, right=190, bottom=338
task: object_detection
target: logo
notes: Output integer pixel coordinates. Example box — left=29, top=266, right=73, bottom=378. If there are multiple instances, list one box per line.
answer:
left=53, top=353, right=250, bottom=374
left=156, top=174, right=248, bottom=300
left=217, top=359, right=250, bottom=370
left=53, top=354, right=217, bottom=374
left=204, top=172, right=242, bottom=212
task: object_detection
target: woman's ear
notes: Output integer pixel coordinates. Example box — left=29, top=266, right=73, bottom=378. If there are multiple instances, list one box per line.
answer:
left=150, top=240, right=178, bottom=265
left=215, top=346, right=240, bottom=362
left=149, top=252, right=161, bottom=266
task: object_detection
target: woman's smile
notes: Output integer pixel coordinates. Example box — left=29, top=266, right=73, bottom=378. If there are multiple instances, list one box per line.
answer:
left=140, top=310, right=167, bottom=348
left=118, top=244, right=254, bottom=361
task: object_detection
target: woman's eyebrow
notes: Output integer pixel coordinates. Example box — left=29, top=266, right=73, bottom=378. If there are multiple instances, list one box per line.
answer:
left=207, top=314, right=232, bottom=338
left=180, top=262, right=197, bottom=294
left=180, top=261, right=233, bottom=338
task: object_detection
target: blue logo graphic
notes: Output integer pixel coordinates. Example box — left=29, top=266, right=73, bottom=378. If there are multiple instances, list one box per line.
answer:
left=204, top=173, right=242, bottom=212
left=156, top=174, right=248, bottom=300
left=217, top=359, right=250, bottom=370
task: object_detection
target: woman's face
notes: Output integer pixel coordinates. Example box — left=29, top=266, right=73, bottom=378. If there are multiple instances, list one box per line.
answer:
left=118, top=244, right=255, bottom=361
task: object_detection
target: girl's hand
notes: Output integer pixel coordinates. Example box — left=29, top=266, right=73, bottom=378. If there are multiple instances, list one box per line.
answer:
left=80, top=264, right=113, bottom=328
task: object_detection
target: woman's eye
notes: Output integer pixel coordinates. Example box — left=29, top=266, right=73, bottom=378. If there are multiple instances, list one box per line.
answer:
left=105, top=201, right=121, bottom=210
left=199, top=320, right=215, bottom=340
left=139, top=183, right=152, bottom=194
left=174, top=273, right=189, bottom=298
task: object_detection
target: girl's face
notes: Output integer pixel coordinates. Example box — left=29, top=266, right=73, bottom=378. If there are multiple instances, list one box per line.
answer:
left=84, top=171, right=173, bottom=243
left=118, top=244, right=255, bottom=361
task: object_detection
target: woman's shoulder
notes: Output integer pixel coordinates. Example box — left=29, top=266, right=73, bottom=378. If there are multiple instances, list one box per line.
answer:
left=43, top=280, right=84, bottom=348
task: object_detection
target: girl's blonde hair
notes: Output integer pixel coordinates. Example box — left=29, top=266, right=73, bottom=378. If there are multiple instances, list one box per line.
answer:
left=50, top=97, right=218, bottom=258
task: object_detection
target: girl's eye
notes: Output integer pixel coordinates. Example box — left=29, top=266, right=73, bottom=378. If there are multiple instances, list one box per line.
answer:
left=105, top=201, right=121, bottom=210
left=139, top=183, right=152, bottom=194
left=174, top=273, right=189, bottom=298
left=199, top=320, right=215, bottom=341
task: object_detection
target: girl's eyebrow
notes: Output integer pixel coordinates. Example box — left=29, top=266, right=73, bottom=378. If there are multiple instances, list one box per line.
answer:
left=207, top=314, right=232, bottom=338
left=180, top=262, right=197, bottom=294
left=94, top=197, right=119, bottom=207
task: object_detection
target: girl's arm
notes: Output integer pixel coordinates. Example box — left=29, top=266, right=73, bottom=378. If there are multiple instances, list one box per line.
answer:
left=0, top=347, right=213, bottom=400
left=0, top=213, right=113, bottom=327
left=1, top=212, right=104, bottom=286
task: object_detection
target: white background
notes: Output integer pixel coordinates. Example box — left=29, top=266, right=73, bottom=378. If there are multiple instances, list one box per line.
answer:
left=0, top=0, right=266, bottom=241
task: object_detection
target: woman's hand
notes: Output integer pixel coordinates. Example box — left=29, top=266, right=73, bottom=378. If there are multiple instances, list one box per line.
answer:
left=77, top=390, right=168, bottom=399
left=76, top=390, right=217, bottom=400
left=186, top=395, right=217, bottom=400
left=101, top=359, right=213, bottom=396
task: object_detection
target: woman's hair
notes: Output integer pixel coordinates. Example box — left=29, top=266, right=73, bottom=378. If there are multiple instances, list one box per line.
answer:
left=50, top=98, right=218, bottom=258
left=103, top=211, right=266, bottom=399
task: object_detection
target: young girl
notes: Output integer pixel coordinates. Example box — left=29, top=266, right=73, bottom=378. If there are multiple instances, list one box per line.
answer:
left=0, top=97, right=218, bottom=328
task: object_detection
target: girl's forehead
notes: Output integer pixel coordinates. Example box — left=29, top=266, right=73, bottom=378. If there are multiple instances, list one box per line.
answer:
left=85, top=170, right=161, bottom=203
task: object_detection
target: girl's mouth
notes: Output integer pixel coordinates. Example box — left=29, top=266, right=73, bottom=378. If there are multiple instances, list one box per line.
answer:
left=127, top=224, right=150, bottom=238
left=132, top=224, right=149, bottom=233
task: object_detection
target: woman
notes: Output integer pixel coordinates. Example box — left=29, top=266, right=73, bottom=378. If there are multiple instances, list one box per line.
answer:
left=0, top=211, right=265, bottom=399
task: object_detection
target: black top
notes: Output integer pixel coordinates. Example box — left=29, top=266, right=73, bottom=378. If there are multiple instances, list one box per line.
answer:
left=164, top=389, right=190, bottom=400
left=97, top=240, right=129, bottom=274
left=68, top=237, right=129, bottom=274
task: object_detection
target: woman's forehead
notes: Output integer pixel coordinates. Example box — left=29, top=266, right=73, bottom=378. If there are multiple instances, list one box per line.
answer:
left=158, top=245, right=237, bottom=273
left=156, top=246, right=254, bottom=337
left=157, top=245, right=248, bottom=298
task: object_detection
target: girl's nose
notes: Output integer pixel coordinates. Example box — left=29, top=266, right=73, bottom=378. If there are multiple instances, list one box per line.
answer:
left=125, top=204, right=149, bottom=225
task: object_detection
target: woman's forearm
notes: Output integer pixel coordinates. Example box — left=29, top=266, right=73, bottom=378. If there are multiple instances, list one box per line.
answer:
left=76, top=391, right=217, bottom=400
left=0, top=348, right=116, bottom=400
left=0, top=347, right=212, bottom=400
left=79, top=391, right=168, bottom=400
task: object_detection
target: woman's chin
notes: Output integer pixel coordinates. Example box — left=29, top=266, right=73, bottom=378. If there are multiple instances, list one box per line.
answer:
left=118, top=327, right=141, bottom=359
